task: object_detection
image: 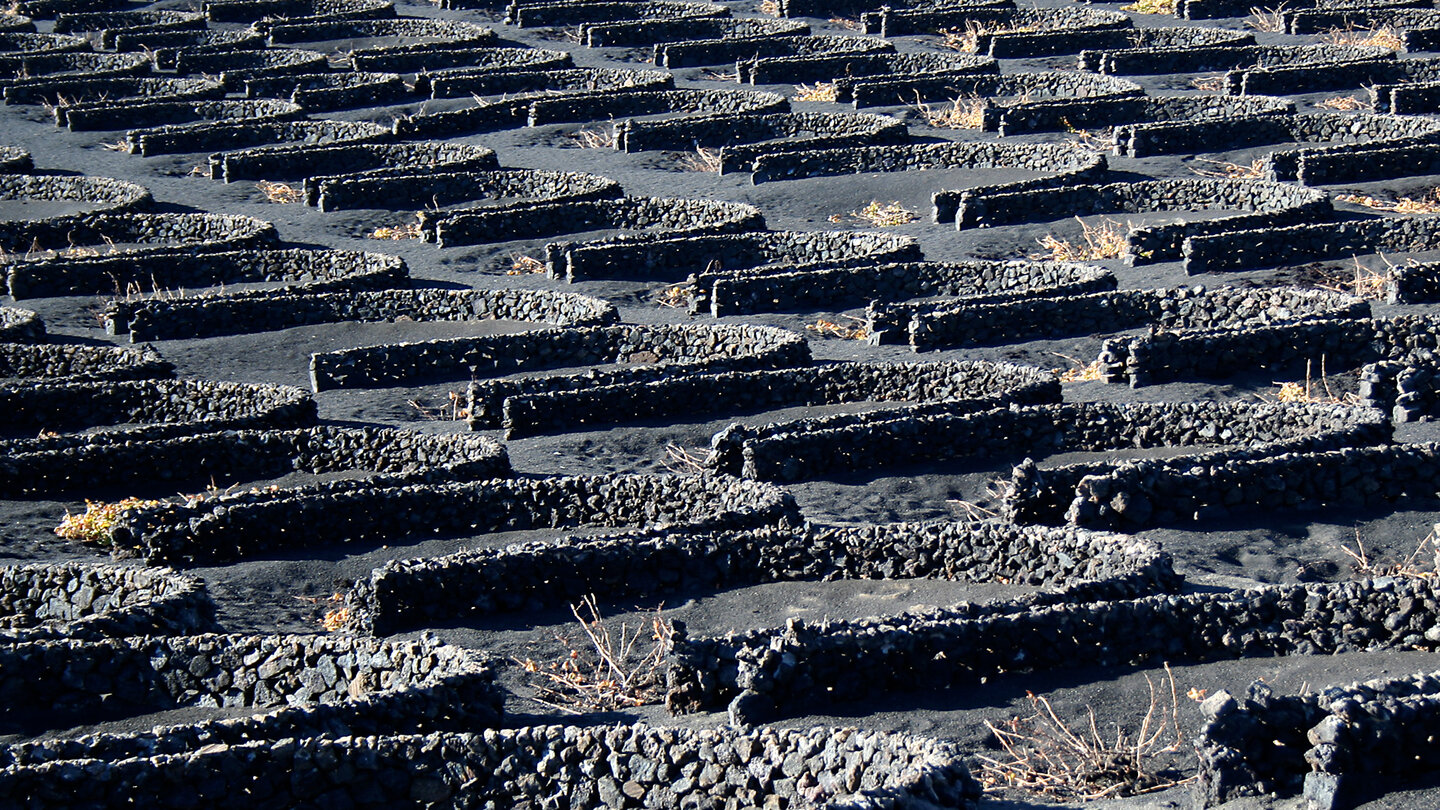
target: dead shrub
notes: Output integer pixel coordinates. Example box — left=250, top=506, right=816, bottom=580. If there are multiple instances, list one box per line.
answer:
left=1034, top=217, right=1129, bottom=261
left=515, top=595, right=673, bottom=712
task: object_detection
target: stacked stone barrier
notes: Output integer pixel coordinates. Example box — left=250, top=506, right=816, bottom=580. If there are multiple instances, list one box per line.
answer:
left=309, top=167, right=618, bottom=213
left=0, top=723, right=979, bottom=810
left=1222, top=47, right=1412, bottom=96
left=1074, top=26, right=1256, bottom=74
left=209, top=140, right=498, bottom=188
left=244, top=71, right=411, bottom=111
left=203, top=0, right=397, bottom=25
left=1196, top=668, right=1440, bottom=809
left=861, top=5, right=1130, bottom=53
left=110, top=473, right=800, bottom=565
left=738, top=50, right=997, bottom=92
left=172, top=48, right=329, bottom=91
left=265, top=18, right=497, bottom=74
left=503, top=0, right=727, bottom=28
left=0, top=51, right=150, bottom=81
left=419, top=65, right=672, bottom=102
left=0, top=633, right=498, bottom=735
left=1178, top=0, right=1426, bottom=20
left=0, top=31, right=86, bottom=56
left=880, top=285, right=1364, bottom=352
left=950, top=178, right=1332, bottom=265
left=3, top=75, right=222, bottom=107
left=423, top=195, right=764, bottom=247
left=0, top=307, right=42, bottom=342
left=107, top=286, right=620, bottom=342
left=0, top=424, right=508, bottom=498
left=125, top=118, right=390, bottom=158
left=718, top=398, right=1386, bottom=484
left=113, top=29, right=268, bottom=70
left=689, top=258, right=1115, bottom=317
left=583, top=13, right=807, bottom=48
left=990, top=89, right=1289, bottom=138
left=1285, top=7, right=1440, bottom=51
left=656, top=31, right=884, bottom=68
left=0, top=14, right=35, bottom=33
left=313, top=322, right=808, bottom=392
left=0, top=378, right=314, bottom=437
left=0, top=342, right=171, bottom=382
left=1116, top=107, right=1440, bottom=162
left=344, top=519, right=1176, bottom=637
left=0, top=563, right=215, bottom=643
left=1, top=212, right=278, bottom=280
left=771, top=0, right=1009, bottom=18
left=59, top=97, right=302, bottom=132
left=1183, top=214, right=1440, bottom=274
left=0, top=175, right=152, bottom=248
left=527, top=86, right=787, bottom=126
left=617, top=110, right=907, bottom=174
left=52, top=9, right=203, bottom=48
left=548, top=229, right=920, bottom=283
left=665, top=575, right=1440, bottom=723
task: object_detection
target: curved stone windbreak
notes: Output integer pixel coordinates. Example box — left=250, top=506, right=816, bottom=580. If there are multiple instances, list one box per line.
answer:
left=1177, top=0, right=1423, bottom=20
left=487, top=358, right=1060, bottom=440
left=1220, top=46, right=1409, bottom=97
left=0, top=175, right=152, bottom=245
left=309, top=167, right=617, bottom=213
left=752, top=139, right=1105, bottom=197
left=203, top=0, right=396, bottom=25
left=269, top=18, right=498, bottom=73
left=504, top=0, right=727, bottom=28
left=1082, top=42, right=1384, bottom=78
left=107, top=286, right=620, bottom=342
left=864, top=5, right=1130, bottom=53
left=112, top=473, right=799, bottom=565
left=722, top=398, right=1386, bottom=484
left=2, top=424, right=507, bottom=499
left=59, top=97, right=302, bottom=132
left=243, top=71, right=411, bottom=111
left=617, top=110, right=907, bottom=173
left=0, top=633, right=495, bottom=731
left=113, top=29, right=268, bottom=70
left=879, top=285, right=1364, bottom=351
left=357, top=43, right=568, bottom=77
left=1183, top=214, right=1440, bottom=274
left=739, top=50, right=996, bottom=90
left=211, top=140, right=497, bottom=188
left=951, top=178, right=1332, bottom=264
left=985, top=85, right=1287, bottom=138
left=527, top=86, right=787, bottom=126
left=52, top=9, right=203, bottom=48
left=0, top=378, right=314, bottom=438
left=3, top=75, right=222, bottom=108
left=0, top=14, right=34, bottom=33
left=173, top=48, right=329, bottom=91
left=311, top=322, right=808, bottom=391
left=2, top=211, right=275, bottom=270
left=583, top=13, right=806, bottom=47
left=345, top=519, right=1175, bottom=637
left=547, top=229, right=921, bottom=283
left=0, top=563, right=215, bottom=643
left=1286, top=7, right=1440, bottom=51
left=0, top=31, right=86, bottom=55
left=0, top=342, right=171, bottom=382
left=690, top=258, right=1114, bottom=318
left=0, top=306, right=42, bottom=342
left=666, top=575, right=1440, bottom=721
left=423, top=195, right=763, bottom=247
left=419, top=64, right=672, bottom=101
left=657, top=32, right=890, bottom=69
left=0, top=50, right=150, bottom=81
left=125, top=117, right=390, bottom=158
left=1196, top=666, right=1440, bottom=809
left=0, top=724, right=979, bottom=810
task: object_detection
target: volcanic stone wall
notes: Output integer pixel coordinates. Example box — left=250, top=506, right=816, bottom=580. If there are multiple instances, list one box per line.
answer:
left=125, top=118, right=390, bottom=157
left=111, top=473, right=800, bottom=565
left=0, top=342, right=171, bottom=382
left=1183, top=216, right=1440, bottom=274
left=656, top=32, right=887, bottom=68
left=344, top=519, right=1177, bottom=636
left=0, top=563, right=215, bottom=643
left=422, top=195, right=764, bottom=247
left=311, top=322, right=808, bottom=391
left=244, top=71, right=412, bottom=111
left=310, top=167, right=619, bottom=213
left=0, top=307, right=42, bottom=342
left=107, top=287, right=620, bottom=342
left=60, top=97, right=302, bottom=132
left=666, top=576, right=1440, bottom=721
left=0, top=378, right=315, bottom=436
left=0, top=724, right=981, bottom=810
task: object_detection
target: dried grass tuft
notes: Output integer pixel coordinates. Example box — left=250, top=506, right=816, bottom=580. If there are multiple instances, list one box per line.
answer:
left=1270, top=357, right=1359, bottom=404
left=1190, top=158, right=1266, bottom=180
left=806, top=316, right=869, bottom=340
left=256, top=180, right=303, bottom=204
left=940, top=21, right=1042, bottom=53
left=55, top=498, right=163, bottom=546
left=571, top=122, right=617, bottom=149
left=1245, top=4, right=1290, bottom=32
left=913, top=94, right=986, bottom=129
left=369, top=222, right=423, bottom=240
left=1053, top=352, right=1104, bottom=382
left=1035, top=217, right=1129, bottom=261
left=1120, top=0, right=1178, bottom=14
left=1189, top=74, right=1227, bottom=92
left=851, top=200, right=917, bottom=227
left=676, top=145, right=722, bottom=172
left=828, top=16, right=862, bottom=31
left=1315, top=94, right=1370, bottom=111
left=1342, top=526, right=1440, bottom=579
left=507, top=253, right=547, bottom=275
left=663, top=443, right=707, bottom=474
left=793, top=82, right=837, bottom=102
left=654, top=284, right=693, bottom=308
left=1321, top=25, right=1404, bottom=50
left=1336, top=189, right=1440, bottom=215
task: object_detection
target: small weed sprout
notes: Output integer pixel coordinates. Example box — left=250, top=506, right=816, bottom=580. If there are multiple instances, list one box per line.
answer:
left=1315, top=94, right=1370, bottom=111
left=55, top=498, right=163, bottom=546
left=1342, top=526, right=1440, bottom=579
left=1120, top=0, right=1178, bottom=14
left=1246, top=4, right=1290, bottom=32
left=851, top=200, right=917, bottom=227
left=1035, top=217, right=1129, bottom=261
left=806, top=316, right=869, bottom=340
left=1190, top=158, right=1267, bottom=180
left=793, top=82, right=837, bottom=102
left=1322, top=25, right=1404, bottom=51
left=256, top=180, right=303, bottom=204
left=369, top=221, right=423, bottom=240
left=1336, top=189, right=1440, bottom=215
left=913, top=93, right=986, bottom=129
left=976, top=663, right=1193, bottom=800
left=507, top=253, right=546, bottom=275
left=515, top=595, right=673, bottom=713
left=677, top=146, right=722, bottom=172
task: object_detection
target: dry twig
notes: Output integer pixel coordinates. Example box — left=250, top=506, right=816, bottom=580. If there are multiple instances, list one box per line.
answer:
left=663, top=443, right=707, bottom=474
left=515, top=595, right=673, bottom=712
left=1245, top=4, right=1290, bottom=32
left=676, top=145, right=722, bottom=172
left=507, top=253, right=547, bottom=275
left=369, top=222, right=423, bottom=240
left=1321, top=25, right=1404, bottom=50
left=1189, top=158, right=1266, bottom=180
left=256, top=180, right=303, bottom=204
left=1315, top=95, right=1370, bottom=111
left=1342, top=526, right=1440, bottom=579
left=571, top=122, right=617, bottom=149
